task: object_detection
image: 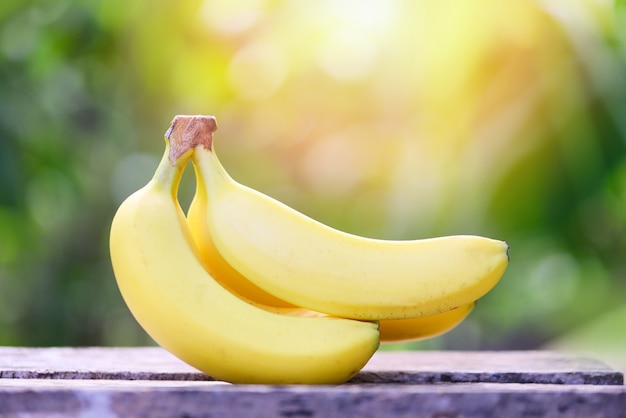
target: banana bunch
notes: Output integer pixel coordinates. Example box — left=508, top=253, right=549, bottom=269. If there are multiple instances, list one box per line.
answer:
left=109, top=115, right=509, bottom=384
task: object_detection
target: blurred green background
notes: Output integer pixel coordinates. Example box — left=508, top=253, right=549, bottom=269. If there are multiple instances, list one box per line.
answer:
left=1, top=0, right=625, bottom=368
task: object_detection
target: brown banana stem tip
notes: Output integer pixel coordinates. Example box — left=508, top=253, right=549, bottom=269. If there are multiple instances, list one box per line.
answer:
left=165, top=115, right=218, bottom=163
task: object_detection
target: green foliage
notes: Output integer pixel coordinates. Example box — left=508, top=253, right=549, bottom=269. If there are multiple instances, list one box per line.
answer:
left=0, top=0, right=151, bottom=345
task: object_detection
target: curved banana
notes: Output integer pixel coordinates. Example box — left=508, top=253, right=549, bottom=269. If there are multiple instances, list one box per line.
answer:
left=181, top=115, right=509, bottom=320
left=187, top=144, right=476, bottom=341
left=109, top=126, right=379, bottom=384
left=379, top=303, right=475, bottom=343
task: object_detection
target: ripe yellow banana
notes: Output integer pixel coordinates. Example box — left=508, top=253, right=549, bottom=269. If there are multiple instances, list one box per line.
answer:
left=109, top=122, right=379, bottom=384
left=181, top=115, right=509, bottom=320
left=379, top=303, right=475, bottom=343
left=187, top=133, right=476, bottom=342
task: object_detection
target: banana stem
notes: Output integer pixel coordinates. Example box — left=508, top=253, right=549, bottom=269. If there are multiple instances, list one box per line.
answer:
left=165, top=115, right=218, bottom=163
left=151, top=143, right=188, bottom=198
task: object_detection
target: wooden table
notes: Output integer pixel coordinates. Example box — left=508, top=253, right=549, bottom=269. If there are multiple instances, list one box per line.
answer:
left=0, top=347, right=624, bottom=417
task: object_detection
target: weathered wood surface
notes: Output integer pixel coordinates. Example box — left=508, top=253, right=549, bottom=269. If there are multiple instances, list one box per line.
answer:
left=1, top=379, right=625, bottom=418
left=0, top=347, right=622, bottom=385
left=0, top=348, right=624, bottom=418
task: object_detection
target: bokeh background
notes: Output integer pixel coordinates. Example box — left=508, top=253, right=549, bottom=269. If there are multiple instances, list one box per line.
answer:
left=1, top=0, right=625, bottom=370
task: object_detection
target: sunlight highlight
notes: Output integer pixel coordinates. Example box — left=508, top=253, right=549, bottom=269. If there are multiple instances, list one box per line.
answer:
left=200, top=0, right=266, bottom=35
left=228, top=41, right=289, bottom=101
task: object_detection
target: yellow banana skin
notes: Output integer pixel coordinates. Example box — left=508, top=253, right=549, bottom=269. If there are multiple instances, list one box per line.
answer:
left=184, top=115, right=509, bottom=320
left=109, top=133, right=380, bottom=384
left=379, top=303, right=475, bottom=343
left=188, top=153, right=477, bottom=341
left=187, top=167, right=295, bottom=308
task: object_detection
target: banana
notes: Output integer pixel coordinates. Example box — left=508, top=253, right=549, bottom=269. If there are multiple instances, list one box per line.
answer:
left=379, top=303, right=475, bottom=343
left=109, top=122, right=380, bottom=384
left=187, top=138, right=476, bottom=341
left=181, top=115, right=509, bottom=320
left=189, top=175, right=473, bottom=340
